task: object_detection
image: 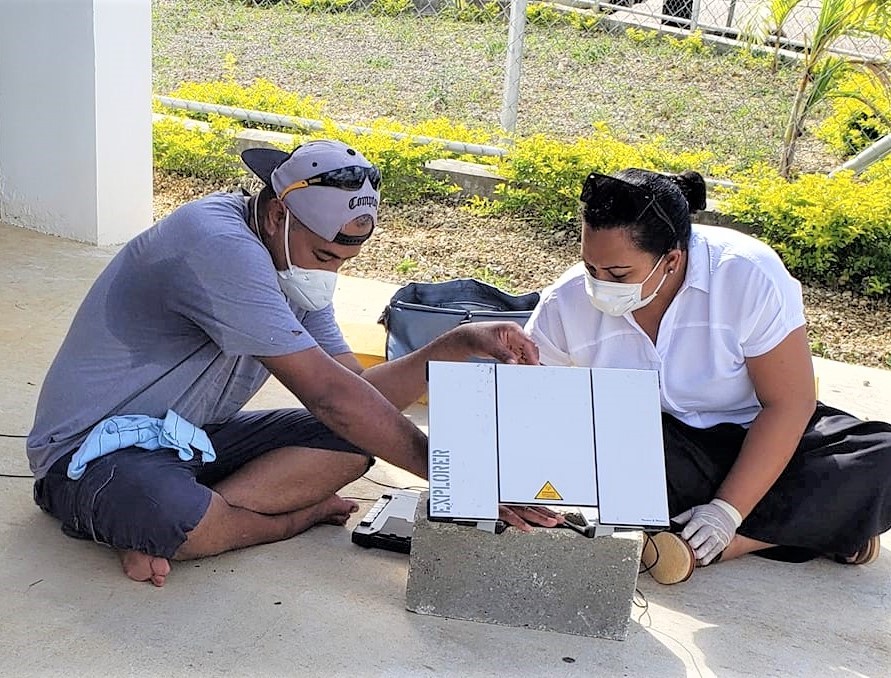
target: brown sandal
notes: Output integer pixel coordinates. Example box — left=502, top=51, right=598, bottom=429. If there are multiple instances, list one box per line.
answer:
left=834, top=536, right=881, bottom=566
left=641, top=532, right=696, bottom=585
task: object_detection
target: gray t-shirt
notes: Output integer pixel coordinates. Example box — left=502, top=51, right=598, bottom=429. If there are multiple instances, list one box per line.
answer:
left=27, top=192, right=350, bottom=479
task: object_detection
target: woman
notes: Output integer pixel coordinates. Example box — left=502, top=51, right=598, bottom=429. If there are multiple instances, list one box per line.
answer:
left=526, top=168, right=891, bottom=584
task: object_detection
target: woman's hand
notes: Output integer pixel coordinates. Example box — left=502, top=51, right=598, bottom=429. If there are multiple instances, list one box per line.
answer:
left=673, top=498, right=742, bottom=565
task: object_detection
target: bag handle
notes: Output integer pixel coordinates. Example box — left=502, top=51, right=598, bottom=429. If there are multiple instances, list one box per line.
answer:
left=380, top=305, right=475, bottom=328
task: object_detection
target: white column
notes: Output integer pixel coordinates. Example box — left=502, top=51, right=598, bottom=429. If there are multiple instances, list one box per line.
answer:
left=0, top=0, right=152, bottom=245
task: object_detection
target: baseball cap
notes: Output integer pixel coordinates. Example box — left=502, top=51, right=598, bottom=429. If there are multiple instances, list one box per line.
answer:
left=241, top=139, right=381, bottom=245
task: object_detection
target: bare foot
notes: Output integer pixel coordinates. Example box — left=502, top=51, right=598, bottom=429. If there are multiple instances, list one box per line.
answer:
left=171, top=493, right=363, bottom=562
left=119, top=550, right=171, bottom=587
left=311, top=494, right=359, bottom=527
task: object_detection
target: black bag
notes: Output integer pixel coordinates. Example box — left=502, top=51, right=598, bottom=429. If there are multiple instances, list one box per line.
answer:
left=379, top=278, right=541, bottom=361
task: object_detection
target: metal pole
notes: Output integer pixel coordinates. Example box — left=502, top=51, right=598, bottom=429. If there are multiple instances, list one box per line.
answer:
left=155, top=96, right=508, bottom=158
left=830, top=133, right=891, bottom=176
left=690, top=0, right=701, bottom=31
left=500, top=0, right=529, bottom=135
left=726, top=0, right=738, bottom=29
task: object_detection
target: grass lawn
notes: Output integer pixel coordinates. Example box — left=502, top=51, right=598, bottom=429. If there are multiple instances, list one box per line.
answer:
left=152, top=0, right=839, bottom=174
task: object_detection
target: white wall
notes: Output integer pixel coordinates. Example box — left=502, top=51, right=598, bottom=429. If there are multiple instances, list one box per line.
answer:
left=0, top=0, right=152, bottom=245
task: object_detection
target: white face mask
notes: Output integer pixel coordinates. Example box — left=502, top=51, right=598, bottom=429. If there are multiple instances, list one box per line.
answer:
left=584, top=255, right=668, bottom=317
left=254, top=198, right=337, bottom=312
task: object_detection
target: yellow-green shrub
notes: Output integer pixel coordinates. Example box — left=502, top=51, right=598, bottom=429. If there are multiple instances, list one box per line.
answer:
left=369, top=0, right=413, bottom=16
left=151, top=78, right=891, bottom=298
left=526, top=3, right=602, bottom=31
left=155, top=77, right=496, bottom=202
left=153, top=114, right=463, bottom=202
left=665, top=30, right=710, bottom=56
left=152, top=115, right=244, bottom=180
left=625, top=27, right=659, bottom=44
left=722, top=165, right=891, bottom=296
left=162, top=78, right=325, bottom=124
left=564, top=10, right=601, bottom=32
left=863, top=154, right=891, bottom=181
left=398, top=116, right=497, bottom=147
left=292, top=0, right=355, bottom=12
left=483, top=123, right=713, bottom=226
left=816, top=70, right=891, bottom=156
left=312, top=120, right=462, bottom=203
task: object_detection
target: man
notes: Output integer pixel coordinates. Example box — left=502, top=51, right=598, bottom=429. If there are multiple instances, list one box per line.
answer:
left=27, top=140, right=558, bottom=587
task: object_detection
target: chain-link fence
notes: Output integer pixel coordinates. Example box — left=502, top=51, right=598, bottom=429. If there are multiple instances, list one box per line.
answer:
left=154, top=0, right=890, bottom=172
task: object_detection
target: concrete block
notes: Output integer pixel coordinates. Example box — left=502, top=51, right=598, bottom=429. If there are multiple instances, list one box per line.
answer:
left=422, top=158, right=752, bottom=235
left=423, top=158, right=506, bottom=200
left=694, top=199, right=754, bottom=234
left=406, top=493, right=643, bottom=641
left=233, top=127, right=295, bottom=155
left=153, top=114, right=296, bottom=159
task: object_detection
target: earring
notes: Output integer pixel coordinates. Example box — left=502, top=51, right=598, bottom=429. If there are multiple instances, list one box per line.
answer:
left=668, top=268, right=674, bottom=274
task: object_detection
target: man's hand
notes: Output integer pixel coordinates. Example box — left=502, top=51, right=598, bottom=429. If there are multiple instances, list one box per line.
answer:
left=499, top=505, right=565, bottom=533
left=359, top=321, right=539, bottom=413
left=450, top=321, right=540, bottom=365
left=672, top=498, right=742, bottom=565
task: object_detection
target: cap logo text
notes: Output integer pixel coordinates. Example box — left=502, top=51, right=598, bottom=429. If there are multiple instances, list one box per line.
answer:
left=349, top=195, right=378, bottom=209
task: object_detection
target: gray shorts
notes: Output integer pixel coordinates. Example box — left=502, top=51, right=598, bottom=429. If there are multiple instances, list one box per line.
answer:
left=33, top=409, right=373, bottom=559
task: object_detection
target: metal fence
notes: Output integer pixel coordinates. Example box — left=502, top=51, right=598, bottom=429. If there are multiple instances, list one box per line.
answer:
left=154, top=0, right=890, bottom=171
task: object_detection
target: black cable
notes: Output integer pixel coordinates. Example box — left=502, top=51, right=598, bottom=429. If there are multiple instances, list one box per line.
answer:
left=362, top=475, right=427, bottom=492
left=634, top=535, right=706, bottom=678
left=0, top=433, right=27, bottom=438
left=633, top=588, right=651, bottom=626
left=641, top=618, right=706, bottom=678
left=342, top=475, right=428, bottom=503
left=639, top=532, right=660, bottom=576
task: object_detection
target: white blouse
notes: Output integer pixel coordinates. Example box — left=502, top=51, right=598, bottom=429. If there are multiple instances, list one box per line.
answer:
left=526, top=225, right=806, bottom=428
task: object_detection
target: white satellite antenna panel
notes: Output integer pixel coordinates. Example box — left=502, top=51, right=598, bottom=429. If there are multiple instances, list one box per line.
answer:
left=427, top=361, right=500, bottom=520
left=591, top=368, right=669, bottom=528
left=495, top=365, right=597, bottom=507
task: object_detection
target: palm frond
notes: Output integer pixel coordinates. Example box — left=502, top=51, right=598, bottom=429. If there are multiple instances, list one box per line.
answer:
left=806, top=56, right=852, bottom=109
left=739, top=0, right=808, bottom=44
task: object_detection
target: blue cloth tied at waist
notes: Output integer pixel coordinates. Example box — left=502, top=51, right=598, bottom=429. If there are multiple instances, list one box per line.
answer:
left=67, top=410, right=216, bottom=480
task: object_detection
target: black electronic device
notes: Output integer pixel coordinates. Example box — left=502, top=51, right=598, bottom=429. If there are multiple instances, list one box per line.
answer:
left=351, top=490, right=420, bottom=554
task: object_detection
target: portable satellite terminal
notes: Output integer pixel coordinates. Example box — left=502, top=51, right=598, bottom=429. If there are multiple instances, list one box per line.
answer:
left=351, top=490, right=420, bottom=554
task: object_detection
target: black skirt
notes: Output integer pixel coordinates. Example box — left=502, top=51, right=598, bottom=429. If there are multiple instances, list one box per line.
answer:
left=662, top=403, right=891, bottom=560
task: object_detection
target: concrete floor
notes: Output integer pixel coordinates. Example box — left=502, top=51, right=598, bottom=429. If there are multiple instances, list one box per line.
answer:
left=1, top=220, right=889, bottom=677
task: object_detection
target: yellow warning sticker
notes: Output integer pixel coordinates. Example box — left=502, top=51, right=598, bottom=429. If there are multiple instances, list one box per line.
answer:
left=534, top=481, right=563, bottom=501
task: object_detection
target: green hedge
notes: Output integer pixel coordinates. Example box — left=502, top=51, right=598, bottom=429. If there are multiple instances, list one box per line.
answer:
left=478, top=124, right=714, bottom=226
left=153, top=78, right=891, bottom=297
left=816, top=70, right=891, bottom=157
left=721, top=165, right=891, bottom=296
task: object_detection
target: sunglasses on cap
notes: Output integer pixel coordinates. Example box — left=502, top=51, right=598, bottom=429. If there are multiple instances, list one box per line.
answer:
left=279, top=165, right=382, bottom=199
left=580, top=172, right=677, bottom=237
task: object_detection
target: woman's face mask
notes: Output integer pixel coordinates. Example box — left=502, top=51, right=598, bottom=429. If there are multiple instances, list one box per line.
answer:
left=584, top=255, right=668, bottom=317
left=255, top=197, right=337, bottom=312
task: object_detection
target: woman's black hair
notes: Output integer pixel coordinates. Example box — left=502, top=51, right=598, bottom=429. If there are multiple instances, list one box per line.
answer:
left=580, top=168, right=706, bottom=255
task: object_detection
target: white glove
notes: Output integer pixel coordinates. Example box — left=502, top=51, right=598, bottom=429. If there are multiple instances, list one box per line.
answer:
left=672, top=498, right=743, bottom=565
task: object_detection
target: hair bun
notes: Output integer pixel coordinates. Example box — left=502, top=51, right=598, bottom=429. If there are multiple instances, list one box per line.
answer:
left=670, top=171, right=707, bottom=214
